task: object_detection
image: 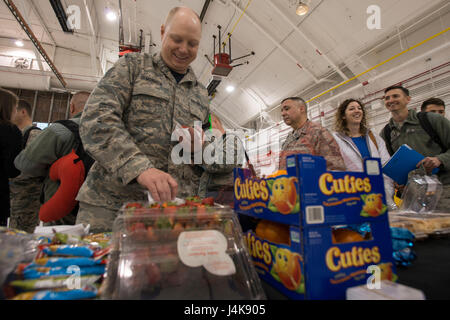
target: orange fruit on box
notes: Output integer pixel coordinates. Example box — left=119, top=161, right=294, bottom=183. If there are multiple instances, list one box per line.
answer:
left=270, top=177, right=298, bottom=214
left=255, top=220, right=290, bottom=245
left=332, top=228, right=364, bottom=244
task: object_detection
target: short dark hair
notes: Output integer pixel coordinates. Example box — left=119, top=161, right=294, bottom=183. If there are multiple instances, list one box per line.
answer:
left=0, top=88, right=18, bottom=124
left=281, top=97, right=308, bottom=112
left=17, top=99, right=32, bottom=117
left=384, top=85, right=409, bottom=96
left=421, top=97, right=445, bottom=111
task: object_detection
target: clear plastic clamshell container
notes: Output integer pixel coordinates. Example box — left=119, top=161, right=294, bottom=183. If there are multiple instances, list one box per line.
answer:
left=100, top=201, right=266, bottom=300
left=389, top=211, right=450, bottom=239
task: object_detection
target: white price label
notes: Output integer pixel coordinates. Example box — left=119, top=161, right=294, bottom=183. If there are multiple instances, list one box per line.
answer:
left=177, top=230, right=236, bottom=276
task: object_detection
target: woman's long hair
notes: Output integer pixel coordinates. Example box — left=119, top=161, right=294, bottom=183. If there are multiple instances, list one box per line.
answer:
left=0, top=88, right=18, bottom=125
left=334, top=98, right=368, bottom=136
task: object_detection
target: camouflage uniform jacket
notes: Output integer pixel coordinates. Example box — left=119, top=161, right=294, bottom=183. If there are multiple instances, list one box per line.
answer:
left=9, top=125, right=43, bottom=232
left=76, top=52, right=210, bottom=211
left=14, top=114, right=82, bottom=225
left=198, top=132, right=244, bottom=197
left=279, top=120, right=345, bottom=171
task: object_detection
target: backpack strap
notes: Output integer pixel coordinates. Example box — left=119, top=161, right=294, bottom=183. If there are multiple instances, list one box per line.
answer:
left=54, top=120, right=80, bottom=139
left=368, top=131, right=379, bottom=152
left=382, top=124, right=394, bottom=156
left=416, top=111, right=447, bottom=153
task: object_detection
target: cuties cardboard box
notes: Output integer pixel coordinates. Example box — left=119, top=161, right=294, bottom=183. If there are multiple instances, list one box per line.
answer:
left=234, top=154, right=396, bottom=299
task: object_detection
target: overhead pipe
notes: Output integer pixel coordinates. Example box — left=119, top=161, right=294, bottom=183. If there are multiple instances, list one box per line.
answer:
left=262, top=0, right=348, bottom=81
left=3, top=0, right=67, bottom=88
left=199, top=0, right=212, bottom=22
left=84, top=0, right=99, bottom=76
left=311, top=39, right=450, bottom=108
left=307, top=27, right=450, bottom=104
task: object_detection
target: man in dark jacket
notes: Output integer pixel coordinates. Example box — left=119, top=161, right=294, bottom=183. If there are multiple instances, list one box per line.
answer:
left=380, top=85, right=450, bottom=211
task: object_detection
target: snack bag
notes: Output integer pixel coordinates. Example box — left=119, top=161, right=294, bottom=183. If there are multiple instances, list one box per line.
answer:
left=21, top=265, right=106, bottom=280
left=9, top=275, right=101, bottom=291
left=11, top=285, right=98, bottom=300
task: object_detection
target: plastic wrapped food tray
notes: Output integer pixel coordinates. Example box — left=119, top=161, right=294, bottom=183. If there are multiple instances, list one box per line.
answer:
left=389, top=211, right=450, bottom=239
left=100, top=201, right=266, bottom=300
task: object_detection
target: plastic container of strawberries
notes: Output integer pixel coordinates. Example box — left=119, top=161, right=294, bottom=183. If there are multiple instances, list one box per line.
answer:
left=100, top=197, right=265, bottom=300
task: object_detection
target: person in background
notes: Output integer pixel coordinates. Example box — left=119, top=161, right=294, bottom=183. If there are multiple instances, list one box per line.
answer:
left=14, top=92, right=91, bottom=226
left=9, top=100, right=42, bottom=232
left=0, top=88, right=22, bottom=226
left=74, top=7, right=210, bottom=232
left=198, top=114, right=245, bottom=206
left=421, top=97, right=446, bottom=117
left=380, top=85, right=450, bottom=211
left=279, top=97, right=345, bottom=171
left=332, top=98, right=396, bottom=209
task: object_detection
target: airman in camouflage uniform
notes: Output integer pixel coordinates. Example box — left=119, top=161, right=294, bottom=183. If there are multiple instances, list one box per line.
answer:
left=198, top=115, right=245, bottom=205
left=9, top=100, right=42, bottom=233
left=279, top=97, right=345, bottom=171
left=75, top=7, right=212, bottom=232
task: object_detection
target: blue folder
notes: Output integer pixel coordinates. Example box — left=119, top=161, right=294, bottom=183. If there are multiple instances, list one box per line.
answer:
left=382, top=144, right=439, bottom=185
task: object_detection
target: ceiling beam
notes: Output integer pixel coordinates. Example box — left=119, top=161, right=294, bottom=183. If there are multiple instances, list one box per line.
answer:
left=262, top=0, right=348, bottom=81
left=3, top=0, right=67, bottom=87
left=230, top=1, right=320, bottom=83
left=29, top=0, right=56, bottom=46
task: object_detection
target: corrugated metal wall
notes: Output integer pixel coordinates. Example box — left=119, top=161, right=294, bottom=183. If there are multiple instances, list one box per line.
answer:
left=2, top=87, right=72, bottom=124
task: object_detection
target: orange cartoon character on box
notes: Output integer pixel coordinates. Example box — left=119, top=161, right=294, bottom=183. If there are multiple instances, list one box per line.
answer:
left=267, top=176, right=299, bottom=215
left=360, top=193, right=387, bottom=218
left=270, top=247, right=304, bottom=293
left=378, top=262, right=397, bottom=282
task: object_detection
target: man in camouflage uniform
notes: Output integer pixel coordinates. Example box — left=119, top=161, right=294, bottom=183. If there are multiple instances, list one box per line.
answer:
left=279, top=97, right=345, bottom=171
left=198, top=114, right=245, bottom=206
left=75, top=7, right=211, bottom=232
left=9, top=100, right=42, bottom=232
left=14, top=92, right=91, bottom=226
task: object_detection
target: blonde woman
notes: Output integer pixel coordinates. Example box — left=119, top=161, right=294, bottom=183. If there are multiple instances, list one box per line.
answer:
left=332, top=98, right=397, bottom=209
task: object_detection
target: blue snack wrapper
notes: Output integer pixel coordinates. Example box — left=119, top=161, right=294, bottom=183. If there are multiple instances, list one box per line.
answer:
left=390, top=227, right=417, bottom=267
left=22, top=265, right=106, bottom=280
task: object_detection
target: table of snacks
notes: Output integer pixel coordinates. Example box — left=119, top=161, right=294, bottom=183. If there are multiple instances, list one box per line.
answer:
left=2, top=199, right=449, bottom=300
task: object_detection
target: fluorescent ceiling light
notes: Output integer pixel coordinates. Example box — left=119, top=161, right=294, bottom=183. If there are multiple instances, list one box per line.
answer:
left=106, top=10, right=117, bottom=21
left=15, top=40, right=24, bottom=47
left=296, top=2, right=309, bottom=16
left=226, top=85, right=235, bottom=93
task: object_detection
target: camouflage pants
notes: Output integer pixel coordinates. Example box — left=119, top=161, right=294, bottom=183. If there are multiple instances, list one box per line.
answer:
left=435, top=184, right=450, bottom=213
left=76, top=202, right=119, bottom=233
left=9, top=186, right=41, bottom=234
